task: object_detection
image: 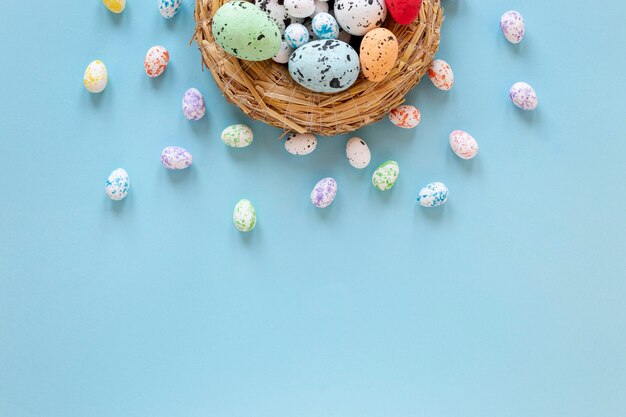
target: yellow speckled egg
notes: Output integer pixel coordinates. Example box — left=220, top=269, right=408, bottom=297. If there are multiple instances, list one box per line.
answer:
left=359, top=28, right=398, bottom=82
left=83, top=60, right=108, bottom=94
left=103, top=0, right=126, bottom=13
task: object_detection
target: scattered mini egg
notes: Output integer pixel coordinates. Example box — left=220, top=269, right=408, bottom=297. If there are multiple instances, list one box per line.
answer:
left=449, top=130, right=478, bottom=160
left=360, top=28, right=398, bottom=82
left=509, top=81, right=538, bottom=111
left=372, top=160, right=399, bottom=191
left=417, top=182, right=448, bottom=207
left=345, top=137, right=371, bottom=169
left=312, top=0, right=329, bottom=17
left=158, top=0, right=182, bottom=18
left=233, top=199, right=257, bottom=232
left=222, top=124, right=254, bottom=148
left=272, top=41, right=294, bottom=64
left=83, top=60, right=108, bottom=94
left=386, top=0, right=421, bottom=25
left=105, top=168, right=129, bottom=201
left=389, top=105, right=420, bottom=128
left=500, top=10, right=525, bottom=44
left=311, top=177, right=337, bottom=208
left=182, top=88, right=206, bottom=120
left=285, top=133, right=317, bottom=155
left=103, top=0, right=125, bottom=13
left=428, top=59, right=454, bottom=90
left=334, top=0, right=387, bottom=36
left=312, top=12, right=339, bottom=39
left=284, top=23, right=310, bottom=48
left=161, top=146, right=193, bottom=170
left=255, top=0, right=290, bottom=33
left=337, top=29, right=351, bottom=43
left=284, top=0, right=315, bottom=18
left=144, top=46, right=170, bottom=78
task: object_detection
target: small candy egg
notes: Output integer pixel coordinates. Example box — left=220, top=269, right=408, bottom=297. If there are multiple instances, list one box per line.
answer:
left=284, top=23, right=310, bottom=48
left=311, top=177, right=337, bottom=208
left=312, top=0, right=329, bottom=17
left=285, top=133, right=317, bottom=155
left=372, top=160, right=399, bottom=191
left=312, top=12, right=339, bottom=39
left=233, top=199, right=257, bottom=232
left=161, top=146, right=193, bottom=170
left=389, top=105, right=420, bottom=128
left=272, top=41, right=294, bottom=64
left=256, top=0, right=290, bottom=33
left=500, top=10, right=525, bottom=44
left=105, top=168, right=129, bottom=201
left=103, top=0, right=125, bottom=13
left=158, top=0, right=182, bottom=18
left=428, top=59, right=454, bottom=90
left=386, top=0, right=421, bottom=25
left=182, top=88, right=206, bottom=120
left=222, top=124, right=254, bottom=148
left=360, top=28, right=398, bottom=82
left=284, top=0, right=315, bottom=18
left=417, top=182, right=448, bottom=207
left=509, top=82, right=538, bottom=111
left=144, top=46, right=169, bottom=78
left=449, top=130, right=478, bottom=160
left=83, top=60, right=108, bottom=94
left=334, top=0, right=387, bottom=36
left=345, top=137, right=371, bottom=169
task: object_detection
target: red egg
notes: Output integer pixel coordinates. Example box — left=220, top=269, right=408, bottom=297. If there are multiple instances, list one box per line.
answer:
left=385, top=0, right=422, bottom=25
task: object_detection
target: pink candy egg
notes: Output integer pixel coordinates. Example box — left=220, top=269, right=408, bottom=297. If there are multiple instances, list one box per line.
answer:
left=389, top=104, right=421, bottom=128
left=144, top=46, right=169, bottom=78
left=428, top=59, right=454, bottom=90
left=449, top=130, right=478, bottom=160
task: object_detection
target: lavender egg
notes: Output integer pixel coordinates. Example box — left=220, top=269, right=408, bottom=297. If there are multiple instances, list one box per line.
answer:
left=182, top=88, right=206, bottom=120
left=509, top=82, right=538, bottom=111
left=161, top=146, right=193, bottom=170
left=310, top=177, right=337, bottom=208
left=500, top=10, right=525, bottom=44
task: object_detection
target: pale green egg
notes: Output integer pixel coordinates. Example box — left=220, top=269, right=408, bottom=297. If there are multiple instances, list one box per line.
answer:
left=372, top=160, right=400, bottom=191
left=233, top=199, right=257, bottom=232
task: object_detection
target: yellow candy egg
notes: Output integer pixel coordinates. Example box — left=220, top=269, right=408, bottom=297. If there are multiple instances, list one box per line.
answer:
left=359, top=28, right=398, bottom=82
left=103, top=0, right=126, bottom=13
left=83, top=60, right=108, bottom=94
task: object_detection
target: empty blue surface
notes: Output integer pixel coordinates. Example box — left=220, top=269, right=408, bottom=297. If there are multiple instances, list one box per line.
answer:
left=1, top=1, right=626, bottom=416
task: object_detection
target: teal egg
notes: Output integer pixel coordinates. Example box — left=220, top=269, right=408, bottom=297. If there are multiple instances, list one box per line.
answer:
left=212, top=1, right=281, bottom=61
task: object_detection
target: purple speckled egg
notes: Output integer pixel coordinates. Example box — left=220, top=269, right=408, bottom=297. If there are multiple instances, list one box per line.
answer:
left=161, top=146, right=193, bottom=170
left=500, top=10, right=525, bottom=44
left=310, top=177, right=337, bottom=208
left=182, top=88, right=206, bottom=120
left=509, top=82, right=538, bottom=111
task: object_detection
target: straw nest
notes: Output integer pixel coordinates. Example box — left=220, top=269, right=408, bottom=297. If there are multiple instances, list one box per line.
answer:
left=194, top=0, right=443, bottom=136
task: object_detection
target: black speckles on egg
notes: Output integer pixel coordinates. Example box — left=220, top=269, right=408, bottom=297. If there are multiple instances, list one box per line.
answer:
left=334, top=0, right=387, bottom=36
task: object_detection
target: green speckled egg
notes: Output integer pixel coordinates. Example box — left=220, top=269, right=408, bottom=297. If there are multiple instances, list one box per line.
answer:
left=212, top=1, right=281, bottom=61
left=372, top=160, right=400, bottom=191
left=233, top=199, right=257, bottom=232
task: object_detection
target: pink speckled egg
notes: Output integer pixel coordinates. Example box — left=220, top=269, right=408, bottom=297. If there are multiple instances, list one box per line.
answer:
left=144, top=46, right=169, bottom=78
left=428, top=59, right=454, bottom=90
left=449, top=130, right=479, bottom=160
left=389, top=105, right=421, bottom=128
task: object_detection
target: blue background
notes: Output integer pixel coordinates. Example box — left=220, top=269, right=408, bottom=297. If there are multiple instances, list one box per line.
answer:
left=1, top=0, right=626, bottom=416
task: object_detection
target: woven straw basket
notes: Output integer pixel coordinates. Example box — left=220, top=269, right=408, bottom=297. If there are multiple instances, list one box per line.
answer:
left=194, top=0, right=443, bottom=136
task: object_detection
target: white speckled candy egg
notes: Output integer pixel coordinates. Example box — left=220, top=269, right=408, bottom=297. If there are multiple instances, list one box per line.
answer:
left=161, top=146, right=193, bottom=170
left=389, top=105, right=420, bottom=128
left=222, top=124, right=254, bottom=148
left=428, top=59, right=454, bottom=90
left=284, top=0, right=315, bottom=18
left=372, top=160, right=399, bottom=191
left=158, top=0, right=182, bottom=18
left=289, top=39, right=360, bottom=93
left=334, top=0, right=387, bottom=36
left=312, top=0, right=329, bottom=17
left=144, top=46, right=170, bottom=78
left=500, top=10, right=525, bottom=44
left=284, top=23, right=310, bottom=48
left=509, top=82, right=538, bottom=111
left=285, top=133, right=317, bottom=155
left=105, top=168, right=129, bottom=201
left=311, top=177, right=337, bottom=208
left=103, top=0, right=125, bottom=13
left=255, top=0, right=290, bottom=33
left=417, top=182, right=449, bottom=207
left=233, top=199, right=257, bottom=232
left=449, top=130, right=478, bottom=160
left=312, top=12, right=339, bottom=39
left=182, top=88, right=206, bottom=120
left=345, top=137, right=371, bottom=169
left=272, top=41, right=294, bottom=64
left=83, top=60, right=108, bottom=93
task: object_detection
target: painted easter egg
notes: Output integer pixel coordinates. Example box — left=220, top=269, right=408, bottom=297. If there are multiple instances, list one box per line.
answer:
left=386, top=0, right=421, bottom=25
left=312, top=0, right=329, bottom=18
left=285, top=133, right=317, bottom=155
left=312, top=12, right=339, bottom=39
left=334, top=0, right=387, bottom=36
left=255, top=0, right=290, bottom=33
left=345, top=137, right=371, bottom=169
left=144, top=46, right=169, bottom=78
left=105, top=168, right=129, bottom=201
left=428, top=59, right=454, bottom=90
left=284, top=0, right=315, bottom=18
left=285, top=23, right=310, bottom=48
left=360, top=28, right=398, bottom=82
left=288, top=39, right=360, bottom=93
left=222, top=124, right=254, bottom=148
left=509, top=82, right=538, bottom=111
left=212, top=1, right=281, bottom=61
left=449, top=130, right=478, bottom=160
left=417, top=182, right=448, bottom=207
left=233, top=199, right=257, bottom=232
left=103, top=0, right=125, bottom=13
left=389, top=105, right=420, bottom=128
left=372, top=160, right=399, bottom=191
left=311, top=177, right=337, bottom=208
left=272, top=41, right=294, bottom=64
left=83, top=60, right=108, bottom=94
left=158, top=0, right=182, bottom=18
left=500, top=10, right=525, bottom=44
left=182, top=88, right=206, bottom=120
left=161, top=146, right=193, bottom=170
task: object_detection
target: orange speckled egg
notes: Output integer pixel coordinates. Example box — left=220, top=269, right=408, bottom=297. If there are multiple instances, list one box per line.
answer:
left=359, top=28, right=398, bottom=82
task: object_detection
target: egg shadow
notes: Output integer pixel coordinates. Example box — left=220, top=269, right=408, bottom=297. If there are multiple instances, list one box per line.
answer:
left=416, top=204, right=447, bottom=223
left=104, top=6, right=126, bottom=26
left=163, top=166, right=195, bottom=184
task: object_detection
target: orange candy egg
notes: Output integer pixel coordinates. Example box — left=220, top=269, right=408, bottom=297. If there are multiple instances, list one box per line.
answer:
left=144, top=46, right=170, bottom=78
left=360, top=28, right=398, bottom=82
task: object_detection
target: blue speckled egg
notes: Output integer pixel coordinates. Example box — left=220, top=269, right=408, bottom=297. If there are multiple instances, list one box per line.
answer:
left=284, top=23, right=309, bottom=48
left=158, top=0, right=182, bottom=18
left=417, top=182, right=449, bottom=207
left=105, top=168, right=129, bottom=201
left=288, top=39, right=360, bottom=93
left=312, top=12, right=339, bottom=39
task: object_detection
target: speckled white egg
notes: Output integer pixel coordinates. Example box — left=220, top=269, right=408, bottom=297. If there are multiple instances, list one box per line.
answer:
left=222, top=124, right=254, bottom=148
left=284, top=23, right=310, bottom=48
left=345, top=137, right=371, bottom=169
left=161, top=146, right=193, bottom=170
left=272, top=41, right=294, bottom=64
left=105, top=168, right=129, bottom=201
left=311, top=177, right=337, bottom=208
left=144, top=46, right=170, bottom=78
left=334, top=0, right=387, bottom=36
left=389, top=105, right=420, bottom=128
left=158, top=0, right=182, bottom=18
left=417, top=182, right=449, bottom=207
left=312, top=12, right=339, bottom=39
left=428, top=59, right=454, bottom=90
left=509, top=82, right=538, bottom=111
left=285, top=133, right=317, bottom=155
left=233, top=199, right=257, bottom=232
left=255, top=0, right=290, bottom=33
left=372, top=160, right=399, bottom=191
left=83, top=60, right=108, bottom=93
left=312, top=0, right=329, bottom=17
left=449, top=130, right=478, bottom=160
left=284, top=0, right=315, bottom=18
left=500, top=10, right=525, bottom=44
left=182, top=88, right=206, bottom=120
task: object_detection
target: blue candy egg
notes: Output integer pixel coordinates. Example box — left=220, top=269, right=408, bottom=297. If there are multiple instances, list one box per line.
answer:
left=312, top=12, right=339, bottom=39
left=417, top=182, right=449, bottom=207
left=158, top=0, right=182, bottom=18
left=284, top=23, right=309, bottom=48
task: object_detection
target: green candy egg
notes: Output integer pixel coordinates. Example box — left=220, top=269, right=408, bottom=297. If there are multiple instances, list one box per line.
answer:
left=212, top=1, right=281, bottom=61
